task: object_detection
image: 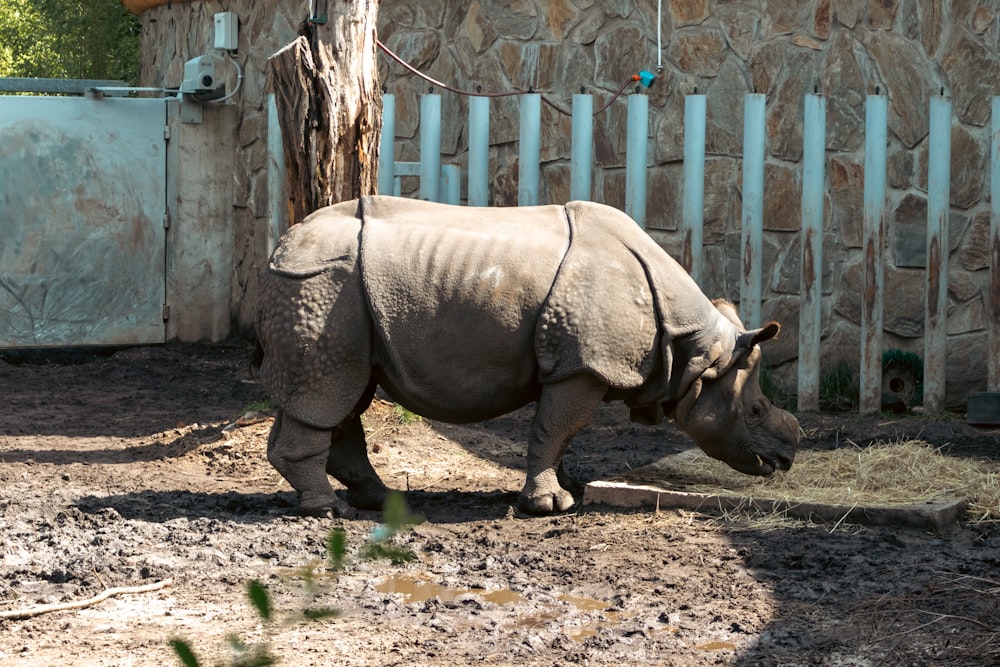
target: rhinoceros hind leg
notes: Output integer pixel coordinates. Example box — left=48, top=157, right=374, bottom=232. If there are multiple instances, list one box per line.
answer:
left=519, top=374, right=608, bottom=515
left=326, top=413, right=389, bottom=511
left=556, top=462, right=584, bottom=497
left=267, top=410, right=350, bottom=516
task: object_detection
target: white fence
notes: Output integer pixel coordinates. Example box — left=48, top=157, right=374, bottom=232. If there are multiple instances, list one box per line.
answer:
left=379, top=92, right=1000, bottom=416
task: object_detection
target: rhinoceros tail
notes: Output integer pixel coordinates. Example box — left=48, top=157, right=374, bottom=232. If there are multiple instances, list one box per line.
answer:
left=249, top=341, right=264, bottom=379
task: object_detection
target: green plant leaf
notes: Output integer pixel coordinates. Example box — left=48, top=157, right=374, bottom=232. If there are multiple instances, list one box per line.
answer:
left=296, top=563, right=318, bottom=596
left=302, top=606, right=342, bottom=621
left=241, top=399, right=274, bottom=415
left=226, top=633, right=248, bottom=653
left=383, top=491, right=406, bottom=530
left=392, top=404, right=422, bottom=424
left=232, top=650, right=276, bottom=667
left=327, top=527, right=348, bottom=571
left=246, top=580, right=272, bottom=621
left=169, top=638, right=200, bottom=667
left=382, top=490, right=422, bottom=531
left=359, top=541, right=418, bottom=565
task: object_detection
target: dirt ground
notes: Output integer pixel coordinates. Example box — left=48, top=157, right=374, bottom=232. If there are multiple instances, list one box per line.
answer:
left=1, top=343, right=998, bottom=666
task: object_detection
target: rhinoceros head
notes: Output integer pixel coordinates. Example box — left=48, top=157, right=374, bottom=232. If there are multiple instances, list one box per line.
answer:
left=671, top=303, right=799, bottom=476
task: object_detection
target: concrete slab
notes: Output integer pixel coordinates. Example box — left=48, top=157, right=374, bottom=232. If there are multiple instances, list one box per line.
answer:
left=967, top=391, right=1000, bottom=426
left=582, top=480, right=966, bottom=532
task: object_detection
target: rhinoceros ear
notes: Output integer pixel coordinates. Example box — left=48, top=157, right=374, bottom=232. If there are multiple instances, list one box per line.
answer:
left=736, top=321, right=781, bottom=350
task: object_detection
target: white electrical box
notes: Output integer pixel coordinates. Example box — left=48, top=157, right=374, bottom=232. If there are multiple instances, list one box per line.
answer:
left=214, top=12, right=238, bottom=51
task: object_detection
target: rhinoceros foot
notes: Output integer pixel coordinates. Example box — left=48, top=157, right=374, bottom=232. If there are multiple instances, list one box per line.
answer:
left=518, top=474, right=576, bottom=515
left=557, top=464, right=583, bottom=497
left=298, top=491, right=354, bottom=518
left=337, top=483, right=390, bottom=511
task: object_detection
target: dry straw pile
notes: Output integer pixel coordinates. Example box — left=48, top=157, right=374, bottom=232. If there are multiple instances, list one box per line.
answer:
left=631, top=440, right=1000, bottom=524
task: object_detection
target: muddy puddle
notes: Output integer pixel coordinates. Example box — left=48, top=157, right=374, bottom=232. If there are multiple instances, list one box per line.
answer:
left=375, top=574, right=627, bottom=642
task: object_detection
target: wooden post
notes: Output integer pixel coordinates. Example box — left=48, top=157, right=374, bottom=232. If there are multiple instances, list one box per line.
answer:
left=267, top=4, right=381, bottom=224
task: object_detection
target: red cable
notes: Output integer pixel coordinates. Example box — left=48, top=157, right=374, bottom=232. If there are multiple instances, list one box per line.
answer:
left=376, top=39, right=637, bottom=117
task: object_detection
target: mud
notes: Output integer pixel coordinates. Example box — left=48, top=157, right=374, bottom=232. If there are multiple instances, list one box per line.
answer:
left=1, top=343, right=998, bottom=666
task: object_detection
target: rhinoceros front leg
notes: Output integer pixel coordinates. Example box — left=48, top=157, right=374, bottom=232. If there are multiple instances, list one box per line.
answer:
left=520, top=374, right=608, bottom=514
left=267, top=410, right=352, bottom=517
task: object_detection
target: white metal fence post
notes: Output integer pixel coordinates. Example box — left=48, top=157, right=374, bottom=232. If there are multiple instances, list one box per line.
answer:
left=441, top=164, right=461, bottom=205
left=468, top=96, right=490, bottom=206
left=924, top=95, right=952, bottom=413
left=797, top=93, right=826, bottom=413
left=419, top=93, right=441, bottom=201
left=571, top=93, right=593, bottom=202
left=625, top=92, right=649, bottom=226
left=378, top=93, right=396, bottom=196
left=682, top=92, right=706, bottom=282
left=518, top=93, right=541, bottom=205
left=740, top=93, right=766, bottom=329
left=859, top=94, right=888, bottom=415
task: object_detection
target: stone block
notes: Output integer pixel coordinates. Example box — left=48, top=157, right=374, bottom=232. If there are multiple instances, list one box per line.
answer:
left=868, top=0, right=898, bottom=30
left=668, top=27, right=728, bottom=78
left=670, top=0, right=709, bottom=27
left=480, top=0, right=537, bottom=40
left=760, top=295, right=800, bottom=366
left=945, top=332, right=988, bottom=405
left=893, top=194, right=928, bottom=267
left=761, top=0, right=812, bottom=37
left=595, top=25, right=652, bottom=88
left=941, top=32, right=1000, bottom=126
left=814, top=0, right=833, bottom=38
left=716, top=5, right=759, bottom=61
left=834, top=0, right=864, bottom=28
left=582, top=480, right=965, bottom=532
left=539, top=0, right=581, bottom=39
left=828, top=156, right=864, bottom=249
left=462, top=1, right=498, bottom=53
left=887, top=147, right=913, bottom=189
left=646, top=164, right=683, bottom=231
left=959, top=211, right=990, bottom=271
left=705, top=57, right=751, bottom=157
left=865, top=31, right=938, bottom=148
left=762, top=163, right=801, bottom=231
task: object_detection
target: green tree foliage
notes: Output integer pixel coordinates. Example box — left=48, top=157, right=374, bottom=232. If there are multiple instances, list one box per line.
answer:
left=0, top=0, right=140, bottom=82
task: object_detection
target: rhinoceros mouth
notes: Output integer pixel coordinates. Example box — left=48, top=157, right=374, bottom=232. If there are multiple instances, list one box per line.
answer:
left=723, top=447, right=794, bottom=477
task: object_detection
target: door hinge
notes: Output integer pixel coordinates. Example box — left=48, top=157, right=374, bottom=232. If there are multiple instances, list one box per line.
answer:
left=162, top=304, right=171, bottom=321
left=163, top=210, right=171, bottom=229
left=163, top=124, right=171, bottom=141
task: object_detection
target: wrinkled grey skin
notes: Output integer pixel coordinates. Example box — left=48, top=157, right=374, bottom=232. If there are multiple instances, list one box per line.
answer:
left=256, top=196, right=799, bottom=516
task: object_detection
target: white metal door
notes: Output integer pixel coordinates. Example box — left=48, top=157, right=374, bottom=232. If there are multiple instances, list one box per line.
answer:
left=0, top=95, right=167, bottom=347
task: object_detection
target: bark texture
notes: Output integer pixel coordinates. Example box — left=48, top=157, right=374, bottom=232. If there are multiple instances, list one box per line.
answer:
left=268, top=4, right=381, bottom=225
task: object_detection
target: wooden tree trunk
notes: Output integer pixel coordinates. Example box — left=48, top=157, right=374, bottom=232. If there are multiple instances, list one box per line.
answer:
left=268, top=2, right=381, bottom=225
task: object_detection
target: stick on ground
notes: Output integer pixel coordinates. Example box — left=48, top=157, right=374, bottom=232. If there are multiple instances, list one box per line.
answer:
left=0, top=578, right=173, bottom=621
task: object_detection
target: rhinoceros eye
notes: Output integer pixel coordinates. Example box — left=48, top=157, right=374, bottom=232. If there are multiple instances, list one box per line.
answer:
left=748, top=400, right=766, bottom=421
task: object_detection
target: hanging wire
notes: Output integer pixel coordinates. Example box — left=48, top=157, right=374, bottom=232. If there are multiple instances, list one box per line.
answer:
left=656, top=0, right=663, bottom=72
left=376, top=39, right=639, bottom=117
left=208, top=52, right=243, bottom=104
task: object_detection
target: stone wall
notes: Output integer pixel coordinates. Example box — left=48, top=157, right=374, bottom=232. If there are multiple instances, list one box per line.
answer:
left=378, top=0, right=1000, bottom=407
left=135, top=0, right=1000, bottom=406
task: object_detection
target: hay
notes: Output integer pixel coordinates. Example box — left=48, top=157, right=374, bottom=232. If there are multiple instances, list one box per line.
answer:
left=627, top=440, right=1000, bottom=523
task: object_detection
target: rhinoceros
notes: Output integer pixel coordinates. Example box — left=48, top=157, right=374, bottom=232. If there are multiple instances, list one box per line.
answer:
left=255, top=195, right=798, bottom=516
